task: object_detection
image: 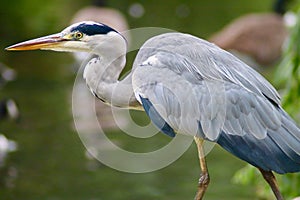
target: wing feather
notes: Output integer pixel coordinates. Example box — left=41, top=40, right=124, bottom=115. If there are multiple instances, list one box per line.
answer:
left=131, top=32, right=300, bottom=173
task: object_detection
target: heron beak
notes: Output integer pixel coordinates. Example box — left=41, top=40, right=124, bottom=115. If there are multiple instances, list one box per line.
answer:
left=5, top=33, right=67, bottom=51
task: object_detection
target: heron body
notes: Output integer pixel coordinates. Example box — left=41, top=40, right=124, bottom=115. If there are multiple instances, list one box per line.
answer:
left=131, top=32, right=300, bottom=174
left=6, top=21, right=300, bottom=199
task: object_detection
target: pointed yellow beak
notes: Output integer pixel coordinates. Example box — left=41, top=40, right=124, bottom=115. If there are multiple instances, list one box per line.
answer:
left=5, top=33, right=67, bottom=51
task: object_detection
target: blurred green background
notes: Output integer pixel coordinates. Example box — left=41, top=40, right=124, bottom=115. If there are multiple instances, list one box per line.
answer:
left=0, top=0, right=290, bottom=199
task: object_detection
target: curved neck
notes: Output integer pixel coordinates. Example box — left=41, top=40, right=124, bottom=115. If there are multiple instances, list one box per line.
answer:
left=83, top=35, right=140, bottom=109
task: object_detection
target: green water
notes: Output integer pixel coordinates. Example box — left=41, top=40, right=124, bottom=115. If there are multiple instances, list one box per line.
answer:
left=0, top=0, right=274, bottom=199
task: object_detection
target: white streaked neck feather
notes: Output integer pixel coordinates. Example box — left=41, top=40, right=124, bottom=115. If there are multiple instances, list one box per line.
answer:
left=83, top=32, right=140, bottom=109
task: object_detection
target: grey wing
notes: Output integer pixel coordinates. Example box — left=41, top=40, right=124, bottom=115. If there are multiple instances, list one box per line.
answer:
left=133, top=52, right=229, bottom=140
left=132, top=50, right=281, bottom=141
left=132, top=32, right=281, bottom=106
left=210, top=48, right=281, bottom=106
left=132, top=47, right=300, bottom=173
left=219, top=87, right=300, bottom=173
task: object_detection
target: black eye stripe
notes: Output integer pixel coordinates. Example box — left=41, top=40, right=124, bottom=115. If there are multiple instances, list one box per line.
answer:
left=71, top=23, right=117, bottom=36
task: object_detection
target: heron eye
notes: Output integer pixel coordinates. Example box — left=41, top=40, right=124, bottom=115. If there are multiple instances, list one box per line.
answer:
left=74, top=32, right=83, bottom=40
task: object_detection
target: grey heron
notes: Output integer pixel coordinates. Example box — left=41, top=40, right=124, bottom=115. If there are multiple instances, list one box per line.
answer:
left=6, top=21, right=300, bottom=200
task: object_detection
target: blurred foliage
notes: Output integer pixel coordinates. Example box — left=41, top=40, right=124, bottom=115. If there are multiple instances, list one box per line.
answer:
left=233, top=165, right=300, bottom=199
left=275, top=3, right=300, bottom=117
left=233, top=2, right=300, bottom=200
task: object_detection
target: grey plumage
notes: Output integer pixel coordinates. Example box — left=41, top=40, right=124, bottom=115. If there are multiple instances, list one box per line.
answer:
left=6, top=21, right=299, bottom=199
left=132, top=32, right=300, bottom=173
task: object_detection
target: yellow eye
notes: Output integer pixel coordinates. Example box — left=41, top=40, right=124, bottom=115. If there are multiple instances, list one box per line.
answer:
left=74, top=32, right=83, bottom=40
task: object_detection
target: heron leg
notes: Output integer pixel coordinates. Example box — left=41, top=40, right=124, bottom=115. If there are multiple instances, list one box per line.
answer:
left=258, top=168, right=284, bottom=200
left=194, top=137, right=210, bottom=200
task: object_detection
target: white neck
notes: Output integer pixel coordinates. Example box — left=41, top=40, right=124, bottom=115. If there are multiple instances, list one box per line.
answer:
left=83, top=32, right=140, bottom=109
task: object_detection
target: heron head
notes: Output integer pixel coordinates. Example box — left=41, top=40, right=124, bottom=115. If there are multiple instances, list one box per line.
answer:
left=6, top=21, right=126, bottom=54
